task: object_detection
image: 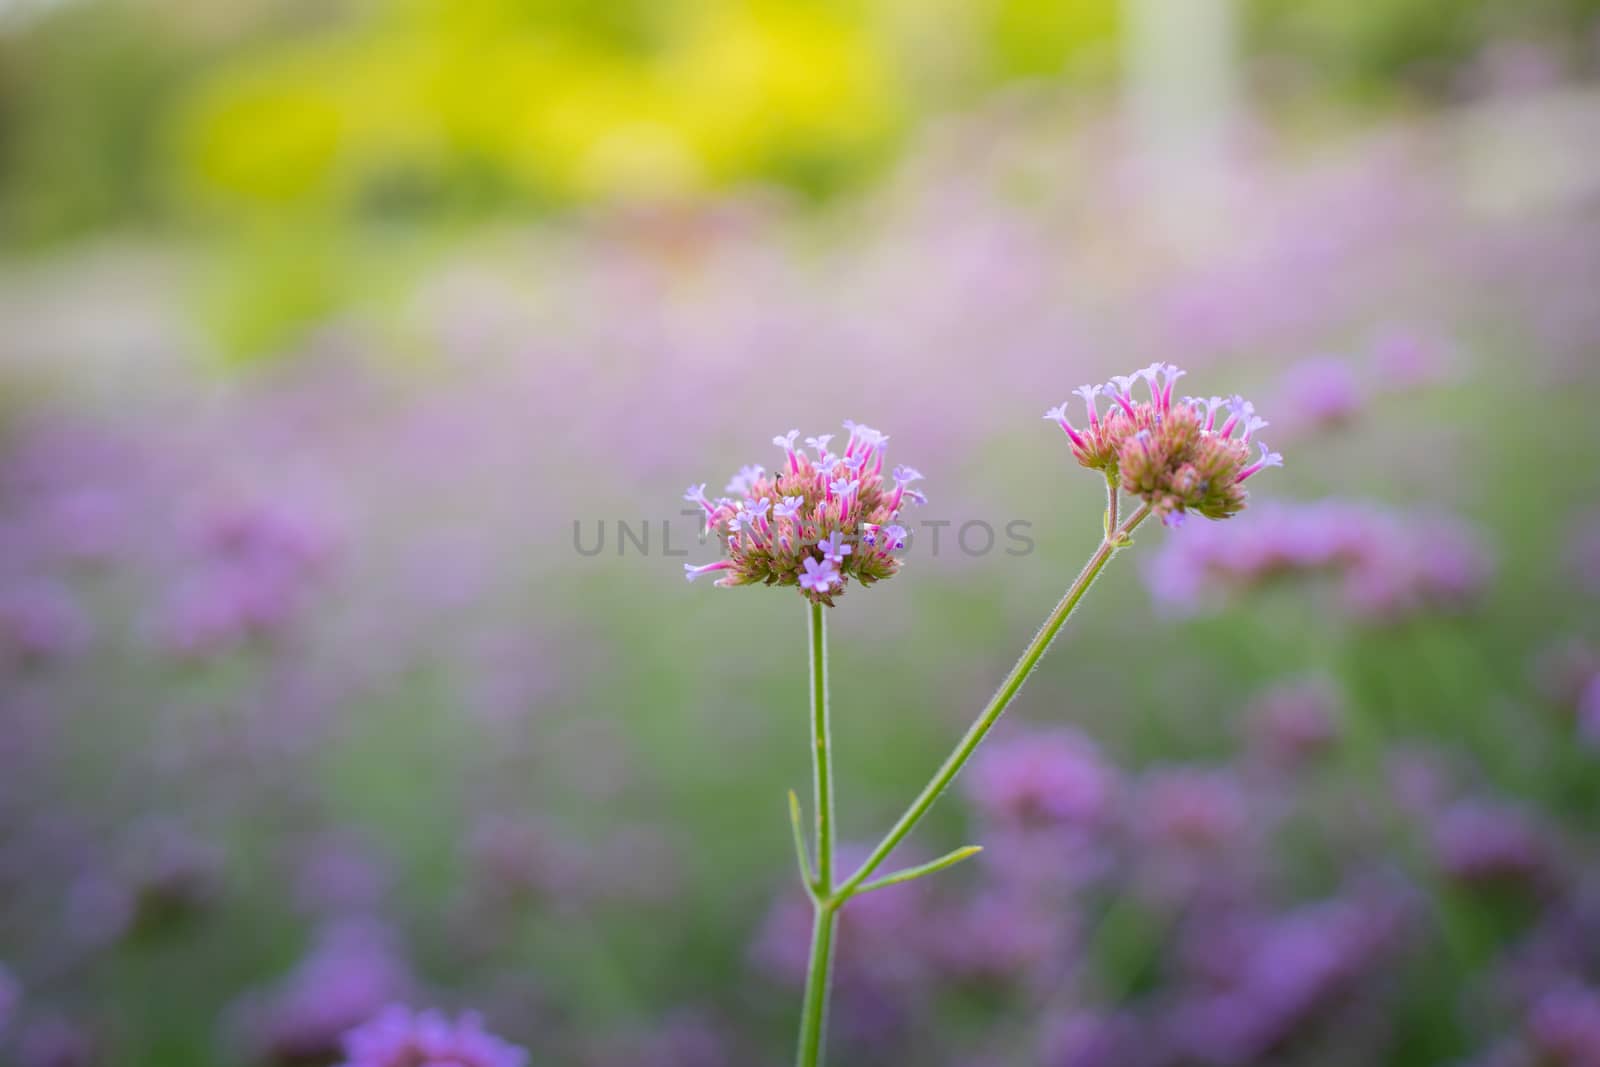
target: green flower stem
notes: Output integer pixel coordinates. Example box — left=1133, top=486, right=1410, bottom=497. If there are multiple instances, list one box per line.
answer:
left=795, top=899, right=838, bottom=1067
left=808, top=600, right=834, bottom=892
left=836, top=498, right=1152, bottom=899
left=796, top=599, right=836, bottom=1067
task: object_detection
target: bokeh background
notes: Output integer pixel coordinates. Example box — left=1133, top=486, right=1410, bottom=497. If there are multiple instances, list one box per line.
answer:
left=3, top=1, right=1600, bottom=1065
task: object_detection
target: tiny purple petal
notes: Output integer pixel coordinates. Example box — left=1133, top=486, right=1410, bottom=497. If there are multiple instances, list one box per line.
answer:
left=799, top=556, right=839, bottom=592
left=1046, top=402, right=1087, bottom=448
left=724, top=464, right=766, bottom=496
left=1238, top=442, right=1284, bottom=482
left=685, top=561, right=732, bottom=583
left=818, top=531, right=853, bottom=564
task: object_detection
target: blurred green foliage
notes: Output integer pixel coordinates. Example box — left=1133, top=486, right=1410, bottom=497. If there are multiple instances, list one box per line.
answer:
left=0, top=0, right=1595, bottom=364
left=5, top=0, right=1600, bottom=245
left=1249, top=0, right=1600, bottom=99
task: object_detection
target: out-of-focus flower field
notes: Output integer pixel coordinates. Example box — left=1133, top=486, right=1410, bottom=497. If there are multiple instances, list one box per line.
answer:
left=3, top=1, right=1600, bottom=1065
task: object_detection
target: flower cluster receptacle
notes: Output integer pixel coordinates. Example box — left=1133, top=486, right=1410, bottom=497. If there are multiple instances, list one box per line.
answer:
left=1045, top=363, right=1281, bottom=527
left=682, top=422, right=922, bottom=604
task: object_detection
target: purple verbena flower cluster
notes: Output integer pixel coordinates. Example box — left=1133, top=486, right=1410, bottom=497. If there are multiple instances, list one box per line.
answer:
left=683, top=422, right=922, bottom=603
left=1046, top=363, right=1280, bottom=526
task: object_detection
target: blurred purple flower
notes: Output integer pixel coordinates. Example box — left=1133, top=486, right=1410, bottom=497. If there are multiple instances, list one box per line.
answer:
left=1143, top=500, right=1495, bottom=623
left=1245, top=678, right=1342, bottom=768
left=588, top=1010, right=733, bottom=1067
left=965, top=727, right=1118, bottom=829
left=752, top=879, right=929, bottom=993
left=1568, top=511, right=1600, bottom=598
left=1579, top=675, right=1600, bottom=749
left=1470, top=39, right=1567, bottom=98
left=14, top=1015, right=95, bottom=1067
left=0, top=579, right=90, bottom=667
left=1044, top=1012, right=1168, bottom=1067
left=292, top=832, right=392, bottom=917
left=1274, top=357, right=1364, bottom=434
left=1433, top=801, right=1554, bottom=889
left=1458, top=1042, right=1537, bottom=1067
left=231, top=919, right=416, bottom=1065
left=62, top=871, right=135, bottom=950
left=1369, top=328, right=1458, bottom=389
left=153, top=497, right=336, bottom=658
left=337, top=1005, right=527, bottom=1067
left=1165, top=888, right=1411, bottom=1064
left=1128, top=767, right=1261, bottom=906
left=1526, top=985, right=1600, bottom=1067
left=35, top=487, right=128, bottom=565
left=1530, top=638, right=1600, bottom=708
left=1385, top=747, right=1462, bottom=818
left=929, top=890, right=1073, bottom=984
left=0, top=962, right=19, bottom=1038
left=1134, top=768, right=1250, bottom=853
left=465, top=815, right=590, bottom=905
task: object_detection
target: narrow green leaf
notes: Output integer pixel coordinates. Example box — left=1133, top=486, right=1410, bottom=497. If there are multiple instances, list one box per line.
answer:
left=854, top=845, right=983, bottom=895
left=789, top=790, right=814, bottom=887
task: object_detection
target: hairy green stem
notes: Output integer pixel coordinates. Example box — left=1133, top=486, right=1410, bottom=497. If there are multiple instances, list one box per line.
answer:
left=836, top=499, right=1152, bottom=897
left=796, top=600, right=835, bottom=1066
left=808, top=600, right=834, bottom=890
left=795, top=900, right=838, bottom=1067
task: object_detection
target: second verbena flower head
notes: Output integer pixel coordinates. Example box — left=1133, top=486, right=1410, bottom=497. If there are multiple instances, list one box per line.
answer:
left=1045, top=363, right=1282, bottom=525
left=682, top=421, right=924, bottom=605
